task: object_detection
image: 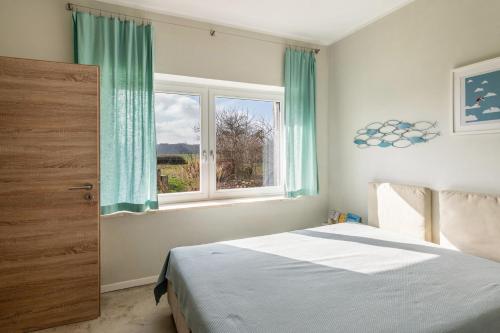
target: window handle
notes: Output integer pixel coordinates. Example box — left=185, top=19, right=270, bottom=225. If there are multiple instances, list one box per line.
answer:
left=202, top=150, right=208, bottom=163
left=209, top=150, right=215, bottom=162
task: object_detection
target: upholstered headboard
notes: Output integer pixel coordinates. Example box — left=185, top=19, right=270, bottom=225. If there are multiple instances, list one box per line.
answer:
left=439, top=190, right=500, bottom=262
left=368, top=182, right=500, bottom=262
left=368, top=182, right=432, bottom=241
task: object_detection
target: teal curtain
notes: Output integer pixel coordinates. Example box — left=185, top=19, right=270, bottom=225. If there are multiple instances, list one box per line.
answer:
left=284, top=49, right=319, bottom=198
left=73, top=12, right=158, bottom=214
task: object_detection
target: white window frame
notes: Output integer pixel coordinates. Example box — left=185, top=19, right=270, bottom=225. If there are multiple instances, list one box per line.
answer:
left=154, top=74, right=285, bottom=205
left=154, top=83, right=209, bottom=205
left=209, top=88, right=284, bottom=199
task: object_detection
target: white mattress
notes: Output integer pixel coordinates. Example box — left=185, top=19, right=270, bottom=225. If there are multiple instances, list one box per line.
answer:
left=155, top=223, right=500, bottom=332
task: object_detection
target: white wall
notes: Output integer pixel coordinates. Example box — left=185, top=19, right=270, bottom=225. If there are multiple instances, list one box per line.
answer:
left=328, top=0, right=500, bottom=226
left=0, top=0, right=329, bottom=285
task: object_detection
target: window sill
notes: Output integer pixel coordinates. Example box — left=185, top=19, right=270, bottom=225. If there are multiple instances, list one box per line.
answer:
left=159, top=195, right=291, bottom=211
left=101, top=196, right=291, bottom=218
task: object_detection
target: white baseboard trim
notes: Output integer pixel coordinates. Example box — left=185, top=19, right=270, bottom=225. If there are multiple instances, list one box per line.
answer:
left=101, top=275, right=157, bottom=293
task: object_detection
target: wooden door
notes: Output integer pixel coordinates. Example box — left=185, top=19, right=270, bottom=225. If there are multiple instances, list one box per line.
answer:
left=0, top=57, right=100, bottom=332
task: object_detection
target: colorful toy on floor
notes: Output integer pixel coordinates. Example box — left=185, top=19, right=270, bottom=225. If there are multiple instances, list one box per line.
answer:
left=346, top=213, right=362, bottom=223
left=328, top=210, right=362, bottom=224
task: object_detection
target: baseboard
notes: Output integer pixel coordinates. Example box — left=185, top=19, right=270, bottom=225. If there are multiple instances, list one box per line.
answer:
left=100, top=275, right=157, bottom=293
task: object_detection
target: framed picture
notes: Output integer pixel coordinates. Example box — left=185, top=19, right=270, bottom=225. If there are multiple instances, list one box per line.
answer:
left=452, top=56, right=500, bottom=135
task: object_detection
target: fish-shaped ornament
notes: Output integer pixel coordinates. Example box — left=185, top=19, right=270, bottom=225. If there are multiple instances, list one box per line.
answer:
left=353, top=120, right=440, bottom=149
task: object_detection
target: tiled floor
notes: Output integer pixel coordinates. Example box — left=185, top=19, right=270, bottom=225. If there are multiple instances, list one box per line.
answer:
left=38, top=284, right=177, bottom=333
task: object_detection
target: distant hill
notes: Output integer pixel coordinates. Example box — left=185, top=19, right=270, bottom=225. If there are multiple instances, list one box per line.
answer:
left=157, top=143, right=199, bottom=155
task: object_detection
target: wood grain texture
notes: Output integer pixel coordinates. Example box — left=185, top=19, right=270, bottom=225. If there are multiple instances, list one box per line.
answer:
left=0, top=57, right=100, bottom=332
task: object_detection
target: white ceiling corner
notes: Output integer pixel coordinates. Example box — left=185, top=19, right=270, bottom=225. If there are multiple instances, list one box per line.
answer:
left=98, top=0, right=416, bottom=45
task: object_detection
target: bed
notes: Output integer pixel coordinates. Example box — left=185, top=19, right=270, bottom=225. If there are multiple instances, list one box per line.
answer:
left=154, top=183, right=500, bottom=332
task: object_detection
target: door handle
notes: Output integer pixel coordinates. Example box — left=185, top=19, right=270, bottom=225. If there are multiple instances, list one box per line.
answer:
left=68, top=183, right=93, bottom=191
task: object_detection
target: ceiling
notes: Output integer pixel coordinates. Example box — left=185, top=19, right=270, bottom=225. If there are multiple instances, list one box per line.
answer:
left=99, top=0, right=415, bottom=45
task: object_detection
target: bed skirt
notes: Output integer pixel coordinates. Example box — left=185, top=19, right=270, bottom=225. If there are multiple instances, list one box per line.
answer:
left=167, top=281, right=190, bottom=333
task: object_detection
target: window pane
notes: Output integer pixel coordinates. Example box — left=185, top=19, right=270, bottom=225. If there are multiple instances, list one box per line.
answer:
left=215, top=97, right=279, bottom=190
left=155, top=92, right=201, bottom=193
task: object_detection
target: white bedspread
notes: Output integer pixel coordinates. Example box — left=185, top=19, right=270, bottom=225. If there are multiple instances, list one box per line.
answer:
left=155, top=223, right=500, bottom=333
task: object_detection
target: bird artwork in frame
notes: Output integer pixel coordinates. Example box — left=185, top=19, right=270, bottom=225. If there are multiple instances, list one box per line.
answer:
left=453, top=56, right=500, bottom=134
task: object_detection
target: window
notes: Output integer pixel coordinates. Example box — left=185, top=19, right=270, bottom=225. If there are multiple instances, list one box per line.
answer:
left=214, top=96, right=279, bottom=190
left=154, top=74, right=284, bottom=204
left=155, top=92, right=201, bottom=193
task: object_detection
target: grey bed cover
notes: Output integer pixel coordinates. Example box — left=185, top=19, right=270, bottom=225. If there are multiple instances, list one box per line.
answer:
left=154, top=223, right=500, bottom=333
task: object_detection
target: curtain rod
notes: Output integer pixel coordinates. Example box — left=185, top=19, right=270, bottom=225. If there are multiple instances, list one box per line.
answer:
left=66, top=3, right=320, bottom=54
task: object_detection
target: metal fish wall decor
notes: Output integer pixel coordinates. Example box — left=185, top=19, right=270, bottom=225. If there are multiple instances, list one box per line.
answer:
left=354, top=120, right=440, bottom=149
